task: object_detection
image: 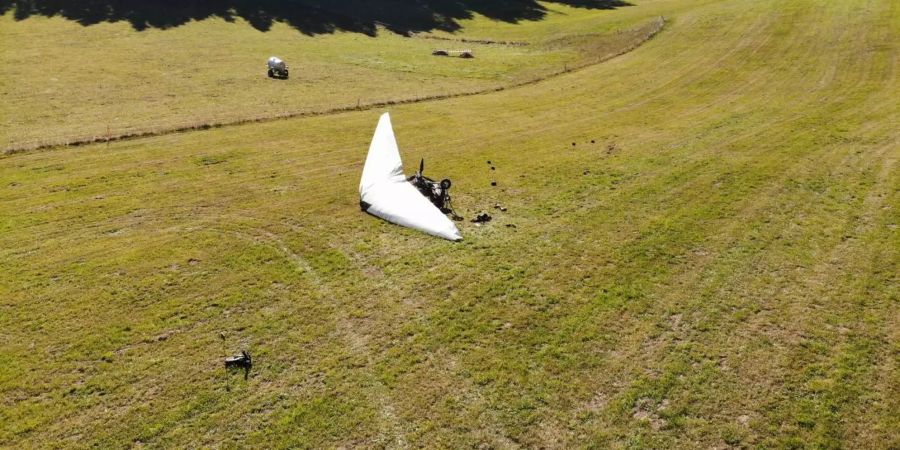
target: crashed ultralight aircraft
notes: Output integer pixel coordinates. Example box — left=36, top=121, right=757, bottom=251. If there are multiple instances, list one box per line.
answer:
left=359, top=113, right=462, bottom=241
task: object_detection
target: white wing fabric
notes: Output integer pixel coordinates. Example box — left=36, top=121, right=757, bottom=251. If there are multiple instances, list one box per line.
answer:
left=359, top=113, right=462, bottom=241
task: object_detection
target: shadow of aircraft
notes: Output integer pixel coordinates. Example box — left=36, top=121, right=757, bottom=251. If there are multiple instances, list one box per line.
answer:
left=0, top=0, right=631, bottom=35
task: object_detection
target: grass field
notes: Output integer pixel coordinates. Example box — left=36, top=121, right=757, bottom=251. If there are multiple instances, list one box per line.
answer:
left=1, top=1, right=666, bottom=151
left=1, top=0, right=898, bottom=448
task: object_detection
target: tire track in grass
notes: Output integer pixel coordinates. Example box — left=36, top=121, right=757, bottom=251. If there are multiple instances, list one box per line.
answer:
left=396, top=89, right=856, bottom=444
left=463, top=6, right=895, bottom=440
left=542, top=132, right=853, bottom=443
left=39, top=215, right=389, bottom=445
left=781, top=142, right=896, bottom=447
left=576, top=28, right=900, bottom=440
left=566, top=130, right=888, bottom=446
left=217, top=218, right=417, bottom=446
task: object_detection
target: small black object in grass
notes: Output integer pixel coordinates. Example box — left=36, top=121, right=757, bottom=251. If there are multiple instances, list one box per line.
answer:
left=225, top=350, right=252, bottom=369
left=487, top=160, right=492, bottom=165
left=491, top=166, right=496, bottom=171
left=572, top=142, right=576, bottom=146
left=591, top=140, right=596, bottom=144
left=225, top=350, right=252, bottom=380
left=583, top=170, right=590, bottom=175
left=505, top=223, right=517, bottom=229
left=471, top=213, right=492, bottom=223
left=491, top=181, right=497, bottom=186
left=494, top=203, right=507, bottom=212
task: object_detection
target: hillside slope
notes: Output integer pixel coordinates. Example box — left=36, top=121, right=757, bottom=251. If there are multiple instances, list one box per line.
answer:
left=0, top=1, right=668, bottom=151
left=0, top=0, right=897, bottom=447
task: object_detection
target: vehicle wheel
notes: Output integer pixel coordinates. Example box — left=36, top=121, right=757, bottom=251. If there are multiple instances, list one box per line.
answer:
left=267, top=69, right=274, bottom=78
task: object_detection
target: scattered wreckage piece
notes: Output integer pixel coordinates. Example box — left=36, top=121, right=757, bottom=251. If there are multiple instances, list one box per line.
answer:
left=409, top=159, right=450, bottom=210
left=409, top=159, right=465, bottom=221
left=471, top=213, right=492, bottom=223
left=225, top=350, right=252, bottom=369
left=359, top=113, right=462, bottom=241
left=225, top=350, right=252, bottom=380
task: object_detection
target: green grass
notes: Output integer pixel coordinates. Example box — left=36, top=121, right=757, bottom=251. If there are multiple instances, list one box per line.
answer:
left=1, top=0, right=898, bottom=447
left=0, top=1, right=665, bottom=151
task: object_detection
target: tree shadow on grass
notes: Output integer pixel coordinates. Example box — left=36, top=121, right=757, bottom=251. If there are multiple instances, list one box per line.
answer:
left=0, top=0, right=631, bottom=35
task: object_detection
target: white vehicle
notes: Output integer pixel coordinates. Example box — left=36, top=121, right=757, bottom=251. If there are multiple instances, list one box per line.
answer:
left=267, top=56, right=289, bottom=79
